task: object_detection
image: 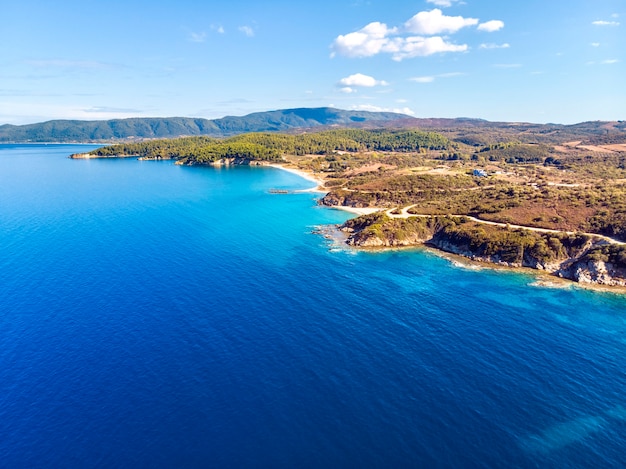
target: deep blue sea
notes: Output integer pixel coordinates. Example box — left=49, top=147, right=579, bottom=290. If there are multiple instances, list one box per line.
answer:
left=1, top=144, right=626, bottom=468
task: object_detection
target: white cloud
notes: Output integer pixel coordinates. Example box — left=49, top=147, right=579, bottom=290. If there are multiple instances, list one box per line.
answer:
left=189, top=32, right=207, bottom=43
left=392, top=36, right=467, bottom=61
left=591, top=42, right=601, bottom=47
left=340, top=87, right=356, bottom=93
left=332, top=8, right=503, bottom=61
left=410, top=72, right=465, bottom=83
left=339, top=73, right=388, bottom=87
left=478, top=20, right=504, bottom=32
left=350, top=104, right=415, bottom=115
left=426, top=0, right=462, bottom=7
left=332, top=25, right=469, bottom=61
left=211, top=24, right=225, bottom=34
left=493, top=63, right=522, bottom=68
left=331, top=22, right=397, bottom=58
left=592, top=20, right=620, bottom=26
left=411, top=76, right=435, bottom=83
left=602, top=59, right=620, bottom=64
left=396, top=98, right=408, bottom=103
left=480, top=42, right=510, bottom=49
left=239, top=25, right=254, bottom=37
left=405, top=9, right=478, bottom=35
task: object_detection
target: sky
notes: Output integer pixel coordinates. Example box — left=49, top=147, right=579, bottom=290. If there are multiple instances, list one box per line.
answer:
left=0, top=0, right=624, bottom=125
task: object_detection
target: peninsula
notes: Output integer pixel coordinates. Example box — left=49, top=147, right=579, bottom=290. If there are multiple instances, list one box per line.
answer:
left=70, top=121, right=626, bottom=287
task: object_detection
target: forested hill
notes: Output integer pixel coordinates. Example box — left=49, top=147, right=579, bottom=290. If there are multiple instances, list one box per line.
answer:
left=82, top=129, right=451, bottom=164
left=0, top=108, right=412, bottom=143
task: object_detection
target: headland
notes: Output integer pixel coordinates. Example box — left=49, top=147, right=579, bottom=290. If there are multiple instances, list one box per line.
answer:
left=68, top=124, right=626, bottom=288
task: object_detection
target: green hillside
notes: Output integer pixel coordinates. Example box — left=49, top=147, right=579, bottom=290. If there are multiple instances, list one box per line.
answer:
left=0, top=108, right=411, bottom=143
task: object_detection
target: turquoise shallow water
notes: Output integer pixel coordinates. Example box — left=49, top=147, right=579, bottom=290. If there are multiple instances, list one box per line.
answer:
left=1, top=144, right=625, bottom=468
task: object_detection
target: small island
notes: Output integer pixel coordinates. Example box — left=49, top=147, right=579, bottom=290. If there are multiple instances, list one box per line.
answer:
left=70, top=123, right=626, bottom=287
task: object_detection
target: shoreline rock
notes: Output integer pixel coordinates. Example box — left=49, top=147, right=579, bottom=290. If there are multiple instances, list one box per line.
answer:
left=175, top=158, right=270, bottom=166
left=339, top=213, right=626, bottom=287
left=69, top=153, right=139, bottom=159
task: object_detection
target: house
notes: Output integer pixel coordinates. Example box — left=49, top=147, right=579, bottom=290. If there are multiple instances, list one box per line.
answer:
left=473, top=169, right=488, bottom=177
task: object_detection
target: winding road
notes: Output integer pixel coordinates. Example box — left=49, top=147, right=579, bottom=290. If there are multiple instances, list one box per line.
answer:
left=383, top=204, right=626, bottom=246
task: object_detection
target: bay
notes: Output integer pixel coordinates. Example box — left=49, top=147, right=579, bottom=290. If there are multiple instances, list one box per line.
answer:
left=0, top=144, right=625, bottom=468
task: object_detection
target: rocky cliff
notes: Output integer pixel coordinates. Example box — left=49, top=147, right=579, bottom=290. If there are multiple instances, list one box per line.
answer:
left=339, top=213, right=626, bottom=286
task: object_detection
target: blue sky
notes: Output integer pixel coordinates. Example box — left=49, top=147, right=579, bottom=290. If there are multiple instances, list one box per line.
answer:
left=1, top=0, right=623, bottom=124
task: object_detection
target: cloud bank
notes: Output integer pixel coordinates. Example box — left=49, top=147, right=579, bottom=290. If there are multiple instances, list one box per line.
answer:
left=480, top=42, right=510, bottom=49
left=410, top=72, right=465, bottom=83
left=404, top=9, right=478, bottom=35
left=592, top=20, right=620, bottom=26
left=339, top=73, right=388, bottom=87
left=239, top=26, right=255, bottom=37
left=425, top=0, right=463, bottom=7
left=331, top=9, right=504, bottom=61
left=350, top=104, right=415, bottom=116
left=478, top=20, right=504, bottom=32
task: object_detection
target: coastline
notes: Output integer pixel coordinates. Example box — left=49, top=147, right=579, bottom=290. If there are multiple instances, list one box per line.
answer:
left=70, top=151, right=626, bottom=292
left=70, top=152, right=139, bottom=159
left=65, top=150, right=626, bottom=292
left=268, top=164, right=326, bottom=192
left=333, top=230, right=626, bottom=294
left=269, top=163, right=384, bottom=214
left=428, top=245, right=626, bottom=295
left=331, top=206, right=383, bottom=215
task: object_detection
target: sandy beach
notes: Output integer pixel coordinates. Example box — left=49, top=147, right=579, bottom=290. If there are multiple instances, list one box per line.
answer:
left=269, top=163, right=386, bottom=214
left=331, top=206, right=383, bottom=215
left=268, top=164, right=326, bottom=192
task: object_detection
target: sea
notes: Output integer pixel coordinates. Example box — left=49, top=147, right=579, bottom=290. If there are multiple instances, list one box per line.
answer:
left=0, top=144, right=625, bottom=468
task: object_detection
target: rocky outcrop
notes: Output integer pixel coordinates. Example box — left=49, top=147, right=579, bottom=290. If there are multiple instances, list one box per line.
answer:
left=340, top=212, right=435, bottom=247
left=69, top=153, right=139, bottom=159
left=175, top=158, right=270, bottom=166
left=320, top=190, right=377, bottom=209
left=211, top=158, right=269, bottom=166
left=556, top=260, right=626, bottom=287
left=339, top=213, right=626, bottom=287
left=345, top=229, right=431, bottom=247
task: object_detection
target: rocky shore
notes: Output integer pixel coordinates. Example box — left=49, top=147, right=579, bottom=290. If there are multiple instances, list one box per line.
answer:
left=337, top=212, right=626, bottom=287
left=69, top=153, right=140, bottom=159
left=174, top=157, right=271, bottom=166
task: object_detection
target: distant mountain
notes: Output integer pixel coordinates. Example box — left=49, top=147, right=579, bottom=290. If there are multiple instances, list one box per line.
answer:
left=0, top=108, right=414, bottom=143
left=352, top=117, right=626, bottom=146
left=2, top=107, right=623, bottom=144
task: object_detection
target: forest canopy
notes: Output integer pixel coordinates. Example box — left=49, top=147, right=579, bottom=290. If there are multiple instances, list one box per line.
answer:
left=88, top=129, right=452, bottom=163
